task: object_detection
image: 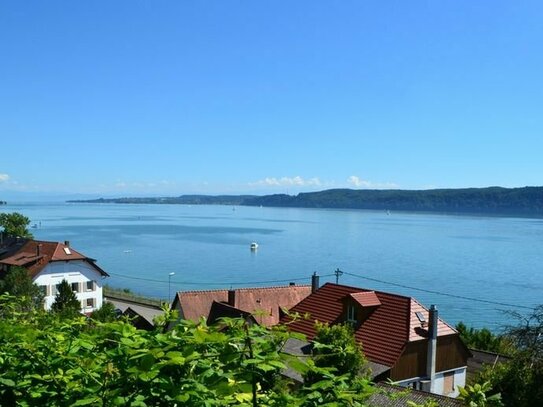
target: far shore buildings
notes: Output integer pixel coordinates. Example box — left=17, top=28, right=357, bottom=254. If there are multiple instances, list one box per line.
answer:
left=0, top=237, right=108, bottom=313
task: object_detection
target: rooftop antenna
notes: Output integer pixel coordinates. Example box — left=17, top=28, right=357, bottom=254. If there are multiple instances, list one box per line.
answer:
left=334, top=268, right=343, bottom=284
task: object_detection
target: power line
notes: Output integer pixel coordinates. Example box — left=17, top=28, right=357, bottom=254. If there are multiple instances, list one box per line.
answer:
left=108, top=271, right=336, bottom=287
left=342, top=271, right=536, bottom=310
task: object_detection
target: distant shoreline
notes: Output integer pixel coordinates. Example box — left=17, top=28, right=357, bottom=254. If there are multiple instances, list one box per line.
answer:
left=67, top=186, right=543, bottom=217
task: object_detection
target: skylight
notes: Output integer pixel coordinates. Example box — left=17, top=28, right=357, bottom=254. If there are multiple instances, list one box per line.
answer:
left=415, top=311, right=426, bottom=324
left=63, top=247, right=72, bottom=255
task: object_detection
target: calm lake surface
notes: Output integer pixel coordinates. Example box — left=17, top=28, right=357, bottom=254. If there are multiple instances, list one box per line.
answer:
left=3, top=202, right=542, bottom=330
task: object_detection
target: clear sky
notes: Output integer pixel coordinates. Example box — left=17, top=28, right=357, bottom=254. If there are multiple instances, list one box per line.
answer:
left=1, top=1, right=542, bottom=198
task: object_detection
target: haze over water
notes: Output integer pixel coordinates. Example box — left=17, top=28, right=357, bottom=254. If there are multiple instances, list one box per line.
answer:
left=4, top=202, right=542, bottom=330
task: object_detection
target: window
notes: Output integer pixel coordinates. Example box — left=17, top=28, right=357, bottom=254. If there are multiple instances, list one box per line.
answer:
left=86, top=281, right=95, bottom=291
left=52, top=284, right=61, bottom=296
left=443, top=371, right=455, bottom=395
left=39, top=285, right=48, bottom=296
left=347, top=305, right=358, bottom=324
left=86, top=298, right=95, bottom=308
left=71, top=282, right=80, bottom=293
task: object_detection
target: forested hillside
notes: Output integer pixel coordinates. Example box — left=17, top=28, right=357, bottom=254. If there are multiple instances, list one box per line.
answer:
left=242, top=187, right=543, bottom=215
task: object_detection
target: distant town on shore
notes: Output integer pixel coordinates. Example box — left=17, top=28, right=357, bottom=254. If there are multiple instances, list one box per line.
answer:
left=68, top=186, right=543, bottom=216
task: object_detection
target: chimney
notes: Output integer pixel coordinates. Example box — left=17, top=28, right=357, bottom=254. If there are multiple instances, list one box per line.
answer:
left=425, top=305, right=438, bottom=393
left=36, top=244, right=42, bottom=257
left=64, top=240, right=70, bottom=247
left=289, top=282, right=295, bottom=286
left=311, top=272, right=320, bottom=293
left=227, top=289, right=236, bottom=307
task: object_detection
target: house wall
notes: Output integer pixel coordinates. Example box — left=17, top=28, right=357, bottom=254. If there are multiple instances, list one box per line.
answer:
left=390, top=334, right=470, bottom=381
left=395, top=367, right=466, bottom=397
left=432, top=367, right=466, bottom=397
left=33, top=260, right=105, bottom=313
left=391, top=334, right=469, bottom=397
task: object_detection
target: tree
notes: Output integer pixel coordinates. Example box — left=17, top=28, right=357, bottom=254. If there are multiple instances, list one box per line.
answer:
left=90, top=301, right=118, bottom=322
left=456, top=322, right=512, bottom=355
left=0, top=266, right=43, bottom=311
left=476, top=305, right=543, bottom=407
left=50, top=279, right=81, bottom=318
left=304, top=322, right=369, bottom=385
left=0, top=212, right=33, bottom=238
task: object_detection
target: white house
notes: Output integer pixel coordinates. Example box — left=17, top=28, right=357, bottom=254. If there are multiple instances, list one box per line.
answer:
left=0, top=239, right=108, bottom=313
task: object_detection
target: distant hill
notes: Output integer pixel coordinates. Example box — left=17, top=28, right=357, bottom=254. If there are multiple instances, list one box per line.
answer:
left=68, top=186, right=543, bottom=216
left=67, top=195, right=256, bottom=205
left=243, top=187, right=543, bottom=215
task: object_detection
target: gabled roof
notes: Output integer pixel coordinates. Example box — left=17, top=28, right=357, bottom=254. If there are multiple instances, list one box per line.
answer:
left=281, top=283, right=457, bottom=367
left=0, top=239, right=109, bottom=278
left=173, top=285, right=312, bottom=327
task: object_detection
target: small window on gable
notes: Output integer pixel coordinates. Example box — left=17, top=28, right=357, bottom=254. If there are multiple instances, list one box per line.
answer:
left=346, top=304, right=358, bottom=325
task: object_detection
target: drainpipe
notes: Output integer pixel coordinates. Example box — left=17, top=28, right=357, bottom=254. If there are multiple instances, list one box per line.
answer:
left=427, top=305, right=438, bottom=393
left=311, top=272, right=320, bottom=293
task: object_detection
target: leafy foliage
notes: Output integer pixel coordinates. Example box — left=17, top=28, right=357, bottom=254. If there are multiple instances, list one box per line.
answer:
left=455, top=322, right=512, bottom=355
left=473, top=306, right=543, bottom=407
left=0, top=212, right=33, bottom=238
left=458, top=382, right=503, bottom=407
left=0, top=294, right=374, bottom=406
left=305, top=322, right=368, bottom=384
left=90, top=301, right=119, bottom=322
left=0, top=266, right=44, bottom=311
left=51, top=279, right=81, bottom=318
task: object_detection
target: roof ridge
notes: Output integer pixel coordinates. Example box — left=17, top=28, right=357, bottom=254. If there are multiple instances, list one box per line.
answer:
left=322, top=282, right=415, bottom=301
left=178, top=285, right=311, bottom=295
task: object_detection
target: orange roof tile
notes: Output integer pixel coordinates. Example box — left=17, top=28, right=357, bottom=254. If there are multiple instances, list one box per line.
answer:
left=281, top=283, right=457, bottom=367
left=175, top=285, right=312, bottom=327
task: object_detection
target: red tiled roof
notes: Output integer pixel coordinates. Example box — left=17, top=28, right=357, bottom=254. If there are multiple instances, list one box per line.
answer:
left=350, top=291, right=381, bottom=307
left=409, top=298, right=456, bottom=341
left=174, top=285, right=312, bottom=327
left=0, top=240, right=108, bottom=278
left=281, top=283, right=457, bottom=367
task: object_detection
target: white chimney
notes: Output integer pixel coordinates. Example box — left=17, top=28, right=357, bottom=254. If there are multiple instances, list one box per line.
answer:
left=426, top=304, right=438, bottom=393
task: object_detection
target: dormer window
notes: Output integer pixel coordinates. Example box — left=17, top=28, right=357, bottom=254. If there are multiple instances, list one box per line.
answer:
left=347, top=304, right=358, bottom=325
left=344, top=291, right=381, bottom=326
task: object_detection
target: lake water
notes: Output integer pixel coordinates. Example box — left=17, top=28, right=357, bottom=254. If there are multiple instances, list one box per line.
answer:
left=3, top=202, right=542, bottom=330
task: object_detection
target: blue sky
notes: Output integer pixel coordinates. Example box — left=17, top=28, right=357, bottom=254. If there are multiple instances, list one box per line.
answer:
left=1, top=1, right=542, bottom=198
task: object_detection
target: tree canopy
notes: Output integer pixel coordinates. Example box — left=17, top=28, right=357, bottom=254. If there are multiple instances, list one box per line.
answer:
left=0, top=212, right=33, bottom=238
left=51, top=279, right=81, bottom=318
left=0, top=266, right=43, bottom=311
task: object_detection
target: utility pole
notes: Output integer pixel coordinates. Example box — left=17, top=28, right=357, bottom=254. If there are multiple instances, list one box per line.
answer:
left=168, top=272, right=175, bottom=302
left=334, top=268, right=343, bottom=284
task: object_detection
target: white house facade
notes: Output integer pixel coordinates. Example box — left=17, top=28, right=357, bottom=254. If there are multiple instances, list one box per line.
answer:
left=0, top=238, right=108, bottom=313
left=33, top=259, right=105, bottom=313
